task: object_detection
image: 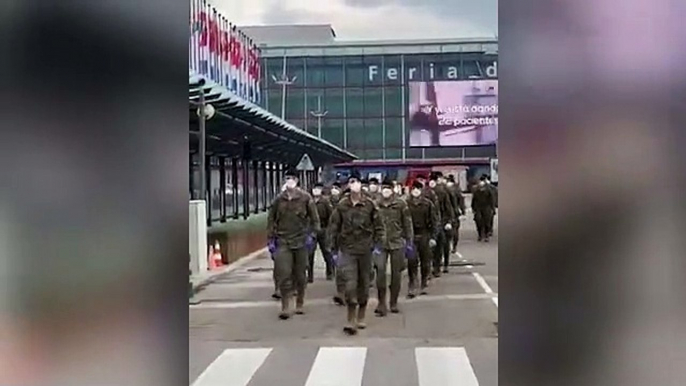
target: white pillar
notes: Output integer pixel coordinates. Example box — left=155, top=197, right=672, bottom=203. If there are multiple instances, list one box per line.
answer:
left=189, top=200, right=208, bottom=275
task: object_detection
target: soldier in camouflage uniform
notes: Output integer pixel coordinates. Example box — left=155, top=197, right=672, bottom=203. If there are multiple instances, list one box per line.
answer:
left=446, top=174, right=467, bottom=254
left=428, top=172, right=455, bottom=275
left=328, top=171, right=386, bottom=335
left=267, top=168, right=321, bottom=319
left=472, top=175, right=497, bottom=242
left=484, top=174, right=498, bottom=238
left=374, top=177, right=414, bottom=316
left=309, top=182, right=334, bottom=281
left=329, top=182, right=343, bottom=206
left=406, top=180, right=439, bottom=297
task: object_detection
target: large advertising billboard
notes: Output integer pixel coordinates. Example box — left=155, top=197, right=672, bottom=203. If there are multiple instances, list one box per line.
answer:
left=409, top=80, right=498, bottom=147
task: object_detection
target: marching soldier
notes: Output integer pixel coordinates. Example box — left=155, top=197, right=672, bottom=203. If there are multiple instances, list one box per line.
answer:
left=329, top=182, right=343, bottom=206
left=309, top=182, right=334, bottom=281
left=368, top=177, right=381, bottom=202
left=472, top=175, right=497, bottom=242
left=267, top=168, right=321, bottom=319
left=446, top=174, right=467, bottom=253
left=406, top=180, right=439, bottom=297
left=328, top=171, right=386, bottom=335
left=484, top=174, right=498, bottom=238
left=429, top=172, right=455, bottom=275
left=374, top=177, right=414, bottom=316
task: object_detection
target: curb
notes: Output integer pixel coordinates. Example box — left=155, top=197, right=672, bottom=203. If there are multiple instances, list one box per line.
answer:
left=190, top=247, right=268, bottom=296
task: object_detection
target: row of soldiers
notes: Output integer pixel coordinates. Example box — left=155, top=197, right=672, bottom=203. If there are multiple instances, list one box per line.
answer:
left=266, top=168, right=496, bottom=335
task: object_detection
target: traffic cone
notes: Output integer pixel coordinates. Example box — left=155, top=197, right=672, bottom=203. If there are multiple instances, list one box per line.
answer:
left=212, top=241, right=223, bottom=267
left=207, top=244, right=216, bottom=270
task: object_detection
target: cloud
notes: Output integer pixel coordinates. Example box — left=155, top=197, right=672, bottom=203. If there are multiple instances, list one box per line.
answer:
left=212, top=0, right=496, bottom=39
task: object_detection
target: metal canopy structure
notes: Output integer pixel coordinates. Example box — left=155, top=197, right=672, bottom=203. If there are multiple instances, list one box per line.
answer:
left=189, top=78, right=357, bottom=166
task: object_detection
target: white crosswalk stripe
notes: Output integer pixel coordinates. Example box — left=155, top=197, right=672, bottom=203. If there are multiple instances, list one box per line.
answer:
left=304, top=347, right=367, bottom=386
left=415, top=347, right=479, bottom=386
left=190, top=346, right=482, bottom=386
left=191, top=348, right=272, bottom=386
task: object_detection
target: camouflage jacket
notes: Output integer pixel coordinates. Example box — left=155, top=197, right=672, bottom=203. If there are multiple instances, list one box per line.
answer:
left=328, top=194, right=386, bottom=255
left=267, top=188, right=320, bottom=248
left=377, top=196, right=414, bottom=250
left=406, top=194, right=439, bottom=238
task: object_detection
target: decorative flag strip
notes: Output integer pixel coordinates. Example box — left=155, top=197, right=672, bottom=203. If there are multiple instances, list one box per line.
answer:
left=188, top=0, right=261, bottom=103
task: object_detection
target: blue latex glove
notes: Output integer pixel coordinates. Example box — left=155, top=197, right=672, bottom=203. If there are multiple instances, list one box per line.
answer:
left=305, top=233, right=316, bottom=251
left=331, top=252, right=339, bottom=267
left=372, top=245, right=382, bottom=256
left=267, top=238, right=277, bottom=254
left=405, top=241, right=415, bottom=259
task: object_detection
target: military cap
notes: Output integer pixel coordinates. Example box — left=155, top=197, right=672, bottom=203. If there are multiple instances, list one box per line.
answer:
left=348, top=169, right=362, bottom=183
left=412, top=180, right=424, bottom=190
left=284, top=167, right=299, bottom=178
left=381, top=176, right=394, bottom=187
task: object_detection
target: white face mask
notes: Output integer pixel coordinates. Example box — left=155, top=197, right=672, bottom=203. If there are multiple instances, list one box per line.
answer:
left=393, top=186, right=402, bottom=195
left=362, top=186, right=369, bottom=192
left=411, top=189, right=422, bottom=198
left=479, top=181, right=486, bottom=186
left=312, top=188, right=322, bottom=196
left=285, top=179, right=297, bottom=189
left=369, top=184, right=379, bottom=192
left=438, top=178, right=446, bottom=184
left=350, top=181, right=362, bottom=193
left=331, top=188, right=340, bottom=196
left=447, top=182, right=455, bottom=187
left=428, top=180, right=437, bottom=188
left=381, top=188, right=393, bottom=198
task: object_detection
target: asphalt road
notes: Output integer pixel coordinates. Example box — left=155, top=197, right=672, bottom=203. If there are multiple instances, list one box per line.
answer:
left=190, top=214, right=498, bottom=386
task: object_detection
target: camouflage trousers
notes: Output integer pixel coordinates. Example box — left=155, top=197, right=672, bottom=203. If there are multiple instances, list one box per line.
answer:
left=273, top=244, right=308, bottom=298
left=338, top=251, right=373, bottom=307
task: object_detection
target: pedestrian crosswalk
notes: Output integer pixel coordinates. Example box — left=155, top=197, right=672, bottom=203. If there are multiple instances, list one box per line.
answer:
left=191, top=346, right=483, bottom=386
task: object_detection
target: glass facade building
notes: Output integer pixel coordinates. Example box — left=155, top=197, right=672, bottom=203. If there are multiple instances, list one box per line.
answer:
left=259, top=38, right=498, bottom=161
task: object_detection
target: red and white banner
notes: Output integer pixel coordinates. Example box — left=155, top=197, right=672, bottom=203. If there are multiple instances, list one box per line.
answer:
left=189, top=0, right=260, bottom=104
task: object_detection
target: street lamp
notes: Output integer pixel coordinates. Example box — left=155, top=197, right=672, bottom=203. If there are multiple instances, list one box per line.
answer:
left=271, top=55, right=297, bottom=119
left=309, top=95, right=328, bottom=138
left=196, top=79, right=216, bottom=201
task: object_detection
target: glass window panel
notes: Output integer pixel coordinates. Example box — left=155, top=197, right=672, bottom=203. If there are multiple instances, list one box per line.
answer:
left=324, top=57, right=344, bottom=87
left=344, top=56, right=364, bottom=87
left=366, top=149, right=383, bottom=159
left=266, top=88, right=282, bottom=117
left=363, top=87, right=383, bottom=118
left=324, top=88, right=344, bottom=118
left=385, top=117, right=403, bottom=149
left=346, top=118, right=365, bottom=150
left=286, top=57, right=305, bottom=88
left=305, top=88, right=325, bottom=134
left=385, top=148, right=401, bottom=159
left=345, top=88, right=364, bottom=118
left=285, top=88, right=306, bottom=121
left=384, top=86, right=403, bottom=117
left=322, top=118, right=344, bottom=148
left=364, top=118, right=383, bottom=156
left=265, top=57, right=284, bottom=90
left=305, top=57, right=325, bottom=88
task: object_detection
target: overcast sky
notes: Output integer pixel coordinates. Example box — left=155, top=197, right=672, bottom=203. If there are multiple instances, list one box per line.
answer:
left=212, top=0, right=497, bottom=40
